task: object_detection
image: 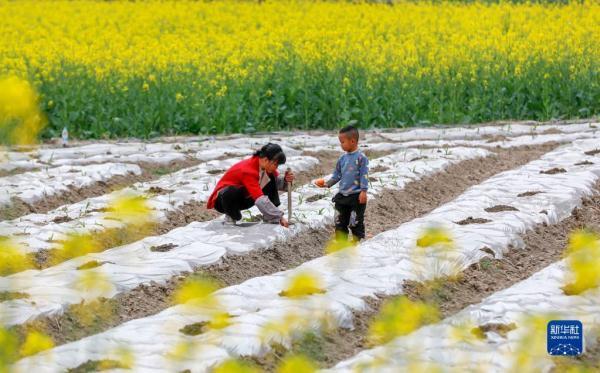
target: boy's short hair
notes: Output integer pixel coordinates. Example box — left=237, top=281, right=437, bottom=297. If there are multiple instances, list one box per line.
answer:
left=339, top=125, right=359, bottom=141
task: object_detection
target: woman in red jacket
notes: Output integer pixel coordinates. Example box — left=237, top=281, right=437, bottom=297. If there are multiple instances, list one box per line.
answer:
left=207, top=143, right=294, bottom=227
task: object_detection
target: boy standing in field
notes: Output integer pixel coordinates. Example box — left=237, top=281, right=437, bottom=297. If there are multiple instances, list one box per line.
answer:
left=315, top=125, right=369, bottom=242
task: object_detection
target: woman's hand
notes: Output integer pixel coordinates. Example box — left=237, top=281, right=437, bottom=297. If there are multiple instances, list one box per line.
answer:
left=359, top=190, right=368, bottom=204
left=284, top=170, right=295, bottom=183
left=279, top=217, right=289, bottom=228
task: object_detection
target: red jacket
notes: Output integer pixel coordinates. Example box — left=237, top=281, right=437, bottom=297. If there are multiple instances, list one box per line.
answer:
left=207, top=156, right=279, bottom=209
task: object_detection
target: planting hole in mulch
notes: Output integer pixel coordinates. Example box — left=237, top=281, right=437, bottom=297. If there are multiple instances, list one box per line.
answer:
left=483, top=134, right=510, bottom=143
left=179, top=321, right=210, bottom=336
left=485, top=205, right=519, bottom=213
left=306, top=194, right=328, bottom=203
left=455, top=217, right=492, bottom=225
left=518, top=191, right=543, bottom=197
left=147, top=186, right=174, bottom=195
left=575, top=161, right=594, bottom=166
left=52, top=215, right=73, bottom=224
left=541, top=167, right=567, bottom=175
left=472, top=322, right=518, bottom=339
left=584, top=149, right=600, bottom=156
left=67, top=359, right=129, bottom=373
left=369, top=165, right=390, bottom=173
left=150, top=243, right=178, bottom=252
left=0, top=291, right=30, bottom=302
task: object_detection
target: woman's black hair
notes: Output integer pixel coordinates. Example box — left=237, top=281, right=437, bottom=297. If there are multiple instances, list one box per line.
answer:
left=253, top=143, right=286, bottom=165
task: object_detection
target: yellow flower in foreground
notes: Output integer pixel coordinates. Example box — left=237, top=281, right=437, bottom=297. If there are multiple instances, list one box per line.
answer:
left=208, top=312, right=231, bottom=330
left=416, top=226, right=453, bottom=248
left=0, top=76, right=46, bottom=145
left=324, top=234, right=357, bottom=255
left=105, top=192, right=153, bottom=226
left=213, top=359, right=259, bottom=373
left=172, top=276, right=220, bottom=307
left=0, top=327, right=19, bottom=369
left=175, top=92, right=185, bottom=102
left=278, top=271, right=326, bottom=298
left=0, top=237, right=33, bottom=275
left=368, top=296, right=439, bottom=345
left=277, top=354, right=316, bottom=373
left=19, top=331, right=54, bottom=357
left=53, top=232, right=101, bottom=264
left=562, top=230, right=600, bottom=295
left=74, top=270, right=113, bottom=296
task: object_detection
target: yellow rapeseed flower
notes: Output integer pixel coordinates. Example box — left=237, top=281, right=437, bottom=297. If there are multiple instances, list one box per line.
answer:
left=172, top=276, right=220, bottom=307
left=105, top=192, right=153, bottom=226
left=368, top=296, right=439, bottom=345
left=213, top=359, right=260, bottom=373
left=0, top=237, right=33, bottom=275
left=276, top=355, right=316, bottom=373
left=278, top=271, right=326, bottom=298
left=416, top=226, right=454, bottom=248
left=19, top=331, right=54, bottom=358
left=562, top=230, right=600, bottom=295
left=0, top=76, right=46, bottom=145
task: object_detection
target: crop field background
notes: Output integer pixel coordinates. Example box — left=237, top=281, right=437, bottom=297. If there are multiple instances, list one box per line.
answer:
left=0, top=0, right=599, bottom=139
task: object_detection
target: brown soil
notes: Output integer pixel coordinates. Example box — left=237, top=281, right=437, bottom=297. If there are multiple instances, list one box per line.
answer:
left=584, top=149, right=600, bottom=156
left=483, top=134, right=510, bottom=143
left=150, top=243, right=178, bottom=253
left=10, top=143, right=557, bottom=351
left=455, top=217, right=492, bottom=225
left=179, top=321, right=210, bottom=336
left=67, top=359, right=128, bottom=373
left=146, top=186, right=174, bottom=195
left=0, top=167, right=40, bottom=178
left=541, top=167, right=567, bottom=175
left=297, top=151, right=341, bottom=188
left=472, top=322, right=517, bottom=338
left=541, top=128, right=564, bottom=135
left=0, top=158, right=201, bottom=221
left=485, top=205, right=519, bottom=213
left=0, top=291, right=30, bottom=302
left=518, top=191, right=543, bottom=197
left=156, top=200, right=220, bottom=234
left=575, top=161, right=594, bottom=166
left=369, top=165, right=390, bottom=174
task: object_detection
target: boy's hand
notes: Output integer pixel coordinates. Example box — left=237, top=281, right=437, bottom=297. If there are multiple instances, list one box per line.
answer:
left=315, top=178, right=326, bottom=188
left=359, top=191, right=368, bottom=204
left=284, top=170, right=295, bottom=183
left=279, top=217, right=289, bottom=228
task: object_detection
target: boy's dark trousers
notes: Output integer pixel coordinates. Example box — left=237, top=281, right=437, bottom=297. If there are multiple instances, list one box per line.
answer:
left=214, top=175, right=280, bottom=221
left=333, top=192, right=366, bottom=240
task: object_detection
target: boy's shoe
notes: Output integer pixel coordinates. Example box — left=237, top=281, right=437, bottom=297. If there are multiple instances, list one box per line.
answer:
left=349, top=211, right=357, bottom=227
left=222, top=215, right=237, bottom=226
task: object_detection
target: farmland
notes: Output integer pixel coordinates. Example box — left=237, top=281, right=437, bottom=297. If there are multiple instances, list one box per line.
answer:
left=1, top=122, right=600, bottom=371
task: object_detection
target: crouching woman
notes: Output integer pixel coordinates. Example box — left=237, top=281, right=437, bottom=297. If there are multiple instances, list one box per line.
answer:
left=206, top=143, right=294, bottom=227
